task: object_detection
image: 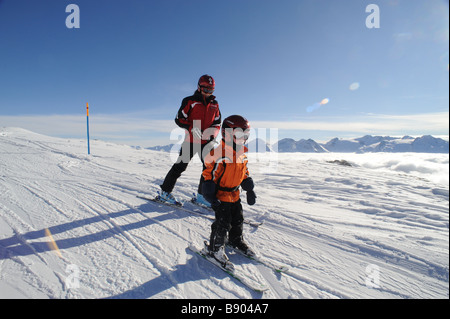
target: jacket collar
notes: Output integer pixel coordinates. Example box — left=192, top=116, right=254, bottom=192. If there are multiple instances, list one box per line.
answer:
left=193, top=90, right=216, bottom=104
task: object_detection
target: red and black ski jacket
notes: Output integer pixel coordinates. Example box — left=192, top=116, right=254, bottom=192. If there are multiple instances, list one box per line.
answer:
left=175, top=90, right=221, bottom=144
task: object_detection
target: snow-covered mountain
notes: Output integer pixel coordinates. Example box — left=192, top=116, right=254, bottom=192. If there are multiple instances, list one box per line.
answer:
left=322, top=135, right=449, bottom=154
left=273, top=138, right=328, bottom=153
left=0, top=127, right=448, bottom=299
left=149, top=135, right=449, bottom=154
left=145, top=143, right=180, bottom=153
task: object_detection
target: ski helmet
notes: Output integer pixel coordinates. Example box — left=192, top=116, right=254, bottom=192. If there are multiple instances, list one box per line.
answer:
left=222, top=115, right=251, bottom=145
left=198, top=74, right=215, bottom=93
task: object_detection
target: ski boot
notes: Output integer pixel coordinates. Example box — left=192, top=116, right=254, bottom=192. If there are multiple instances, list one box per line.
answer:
left=158, top=191, right=179, bottom=205
left=195, top=193, right=211, bottom=208
left=207, top=244, right=234, bottom=272
left=229, top=240, right=256, bottom=258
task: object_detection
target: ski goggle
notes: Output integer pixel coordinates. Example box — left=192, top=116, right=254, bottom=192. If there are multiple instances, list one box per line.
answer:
left=233, top=130, right=250, bottom=140
left=200, top=86, right=214, bottom=94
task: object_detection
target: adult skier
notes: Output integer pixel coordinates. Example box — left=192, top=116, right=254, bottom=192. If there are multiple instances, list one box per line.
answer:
left=201, top=115, right=257, bottom=265
left=159, top=75, right=221, bottom=206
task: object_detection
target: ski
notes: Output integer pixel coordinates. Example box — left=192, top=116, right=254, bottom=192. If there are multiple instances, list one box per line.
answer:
left=137, top=194, right=216, bottom=220
left=137, top=194, right=263, bottom=228
left=137, top=193, right=183, bottom=207
left=227, top=245, right=289, bottom=274
left=188, top=242, right=269, bottom=293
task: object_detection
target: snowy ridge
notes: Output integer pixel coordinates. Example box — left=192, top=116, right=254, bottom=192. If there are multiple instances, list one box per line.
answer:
left=271, top=135, right=449, bottom=153
left=323, top=135, right=449, bottom=153
left=148, top=134, right=449, bottom=154
left=0, top=127, right=448, bottom=299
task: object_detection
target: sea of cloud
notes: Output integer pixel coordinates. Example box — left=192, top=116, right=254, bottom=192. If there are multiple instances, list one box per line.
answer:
left=299, top=152, right=449, bottom=186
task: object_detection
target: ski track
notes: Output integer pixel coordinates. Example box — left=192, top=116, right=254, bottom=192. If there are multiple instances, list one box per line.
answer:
left=0, top=127, right=448, bottom=299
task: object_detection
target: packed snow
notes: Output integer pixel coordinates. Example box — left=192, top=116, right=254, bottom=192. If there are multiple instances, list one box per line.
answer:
left=0, top=127, right=448, bottom=299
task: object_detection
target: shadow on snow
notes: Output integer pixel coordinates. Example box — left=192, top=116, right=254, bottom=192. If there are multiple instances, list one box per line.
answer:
left=0, top=202, right=263, bottom=298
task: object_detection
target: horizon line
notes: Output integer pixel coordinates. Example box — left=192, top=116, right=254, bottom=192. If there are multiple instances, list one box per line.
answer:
left=1, top=110, right=448, bottom=147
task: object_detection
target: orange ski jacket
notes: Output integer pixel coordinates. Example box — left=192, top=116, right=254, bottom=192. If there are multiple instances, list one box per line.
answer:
left=202, top=140, right=250, bottom=203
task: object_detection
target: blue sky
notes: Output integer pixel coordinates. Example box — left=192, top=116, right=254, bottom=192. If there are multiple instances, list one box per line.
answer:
left=0, top=0, right=448, bottom=147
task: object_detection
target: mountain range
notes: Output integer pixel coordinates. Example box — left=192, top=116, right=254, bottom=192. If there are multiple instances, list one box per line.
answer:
left=147, top=135, right=449, bottom=154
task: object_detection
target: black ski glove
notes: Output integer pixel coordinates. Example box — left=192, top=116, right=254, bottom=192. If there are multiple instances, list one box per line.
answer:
left=241, top=178, right=256, bottom=205
left=241, top=177, right=254, bottom=191
left=246, top=190, right=256, bottom=205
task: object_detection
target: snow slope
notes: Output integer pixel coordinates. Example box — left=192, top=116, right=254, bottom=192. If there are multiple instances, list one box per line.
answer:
left=0, top=127, right=448, bottom=299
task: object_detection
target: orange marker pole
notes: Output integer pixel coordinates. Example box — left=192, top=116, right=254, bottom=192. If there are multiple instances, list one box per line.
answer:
left=86, top=103, right=90, bottom=155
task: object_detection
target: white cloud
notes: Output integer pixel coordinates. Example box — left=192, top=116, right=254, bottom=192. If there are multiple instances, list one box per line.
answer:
left=251, top=112, right=449, bottom=136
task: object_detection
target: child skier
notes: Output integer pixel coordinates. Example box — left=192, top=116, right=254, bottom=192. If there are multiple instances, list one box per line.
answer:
left=201, top=115, right=257, bottom=267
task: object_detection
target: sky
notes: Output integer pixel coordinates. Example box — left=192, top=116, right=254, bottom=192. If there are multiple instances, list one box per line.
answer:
left=0, top=0, right=448, bottom=147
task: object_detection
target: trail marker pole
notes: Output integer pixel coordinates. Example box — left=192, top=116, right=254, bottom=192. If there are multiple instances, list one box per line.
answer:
left=86, top=102, right=90, bottom=155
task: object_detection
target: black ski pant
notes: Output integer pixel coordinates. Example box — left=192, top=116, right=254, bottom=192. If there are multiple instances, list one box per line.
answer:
left=160, top=141, right=212, bottom=194
left=209, top=200, right=244, bottom=252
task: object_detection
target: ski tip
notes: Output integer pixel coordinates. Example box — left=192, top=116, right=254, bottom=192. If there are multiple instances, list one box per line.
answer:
left=254, top=286, right=270, bottom=293
left=137, top=194, right=183, bottom=207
